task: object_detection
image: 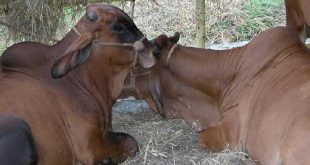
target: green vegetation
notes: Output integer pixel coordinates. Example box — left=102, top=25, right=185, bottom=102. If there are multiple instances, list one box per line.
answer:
left=0, top=45, right=5, bottom=55
left=248, top=0, right=283, bottom=6
left=235, top=0, right=284, bottom=41
left=204, top=0, right=285, bottom=44
left=0, top=27, right=7, bottom=54
left=64, top=7, right=83, bottom=25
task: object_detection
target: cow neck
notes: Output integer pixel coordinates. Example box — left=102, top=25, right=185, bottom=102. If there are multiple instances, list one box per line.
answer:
left=147, top=68, right=165, bottom=115
left=80, top=68, right=113, bottom=130
left=49, top=27, right=118, bottom=161
left=49, top=27, right=109, bottom=116
left=162, top=44, right=244, bottom=103
left=79, top=60, right=136, bottom=131
left=157, top=45, right=244, bottom=130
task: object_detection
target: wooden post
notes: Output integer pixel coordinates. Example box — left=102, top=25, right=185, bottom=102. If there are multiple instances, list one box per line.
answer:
left=195, top=0, right=206, bottom=48
left=130, top=0, right=135, bottom=18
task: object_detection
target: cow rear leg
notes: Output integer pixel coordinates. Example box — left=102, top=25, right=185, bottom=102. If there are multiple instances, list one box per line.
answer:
left=0, top=115, right=38, bottom=165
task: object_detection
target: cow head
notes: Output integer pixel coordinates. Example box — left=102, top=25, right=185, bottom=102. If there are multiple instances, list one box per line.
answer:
left=51, top=4, right=157, bottom=98
left=121, top=33, right=180, bottom=115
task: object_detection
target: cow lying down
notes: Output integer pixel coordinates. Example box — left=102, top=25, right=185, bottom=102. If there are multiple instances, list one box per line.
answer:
left=121, top=27, right=310, bottom=165
left=0, top=3, right=157, bottom=165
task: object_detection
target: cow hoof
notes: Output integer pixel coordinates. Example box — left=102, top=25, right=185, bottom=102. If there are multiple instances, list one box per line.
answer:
left=98, top=158, right=117, bottom=165
left=108, top=132, right=139, bottom=163
left=121, top=133, right=138, bottom=159
left=120, top=133, right=139, bottom=158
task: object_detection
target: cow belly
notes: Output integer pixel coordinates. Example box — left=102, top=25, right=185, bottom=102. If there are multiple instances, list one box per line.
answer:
left=0, top=77, right=74, bottom=164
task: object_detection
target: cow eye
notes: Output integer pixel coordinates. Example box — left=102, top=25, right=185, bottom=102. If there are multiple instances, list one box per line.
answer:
left=113, top=24, right=125, bottom=34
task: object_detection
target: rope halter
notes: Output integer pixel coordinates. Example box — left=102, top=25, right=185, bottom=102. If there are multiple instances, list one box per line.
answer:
left=72, top=26, right=81, bottom=37
left=166, top=43, right=178, bottom=66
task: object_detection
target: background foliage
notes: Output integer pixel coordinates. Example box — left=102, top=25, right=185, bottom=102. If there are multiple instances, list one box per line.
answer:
left=0, top=0, right=285, bottom=54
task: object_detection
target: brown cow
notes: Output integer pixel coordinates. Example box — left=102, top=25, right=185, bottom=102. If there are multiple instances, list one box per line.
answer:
left=285, top=0, right=310, bottom=42
left=0, top=3, right=156, bottom=165
left=121, top=27, right=310, bottom=165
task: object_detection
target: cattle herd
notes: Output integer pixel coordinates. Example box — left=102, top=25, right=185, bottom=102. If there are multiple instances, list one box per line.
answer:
left=0, top=1, right=309, bottom=165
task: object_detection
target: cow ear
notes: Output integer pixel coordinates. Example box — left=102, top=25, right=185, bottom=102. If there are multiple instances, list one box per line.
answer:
left=168, top=32, right=180, bottom=43
left=153, top=35, right=169, bottom=50
left=153, top=32, right=180, bottom=50
left=51, top=33, right=94, bottom=79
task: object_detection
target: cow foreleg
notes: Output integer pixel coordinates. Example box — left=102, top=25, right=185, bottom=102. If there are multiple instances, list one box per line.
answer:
left=198, top=125, right=228, bottom=152
left=99, top=132, right=138, bottom=165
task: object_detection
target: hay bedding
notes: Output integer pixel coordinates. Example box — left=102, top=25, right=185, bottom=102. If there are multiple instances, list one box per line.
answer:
left=112, top=98, right=257, bottom=165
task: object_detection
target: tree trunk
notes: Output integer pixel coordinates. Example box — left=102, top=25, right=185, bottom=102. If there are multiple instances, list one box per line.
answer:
left=195, top=0, right=206, bottom=48
left=130, top=0, right=135, bottom=18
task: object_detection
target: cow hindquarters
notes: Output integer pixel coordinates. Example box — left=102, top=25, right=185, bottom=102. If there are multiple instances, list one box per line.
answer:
left=0, top=114, right=38, bottom=165
left=280, top=116, right=310, bottom=165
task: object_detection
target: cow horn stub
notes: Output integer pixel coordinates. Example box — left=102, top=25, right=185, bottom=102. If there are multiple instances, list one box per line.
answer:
left=87, top=12, right=98, bottom=22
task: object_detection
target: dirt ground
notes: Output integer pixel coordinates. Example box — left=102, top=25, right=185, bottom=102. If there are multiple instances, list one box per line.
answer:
left=112, top=98, right=258, bottom=165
